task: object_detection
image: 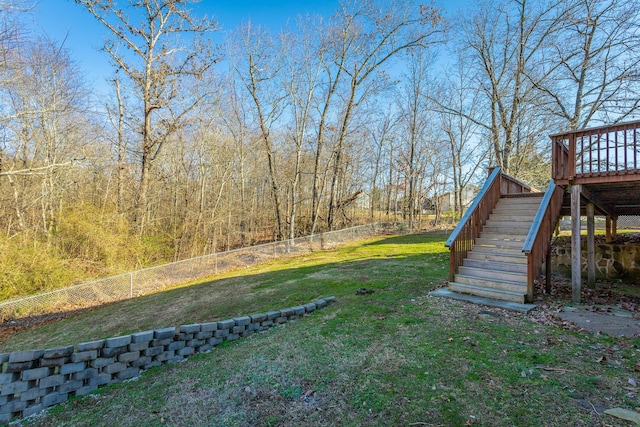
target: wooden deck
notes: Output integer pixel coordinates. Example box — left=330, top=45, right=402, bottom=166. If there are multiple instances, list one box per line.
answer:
left=551, top=120, right=640, bottom=302
left=446, top=120, right=640, bottom=306
left=551, top=120, right=640, bottom=217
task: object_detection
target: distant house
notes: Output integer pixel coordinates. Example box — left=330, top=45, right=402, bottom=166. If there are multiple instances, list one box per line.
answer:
left=437, top=186, right=479, bottom=213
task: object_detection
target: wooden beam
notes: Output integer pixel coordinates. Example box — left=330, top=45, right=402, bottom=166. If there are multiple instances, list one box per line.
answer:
left=579, top=185, right=615, bottom=218
left=571, top=172, right=640, bottom=185
left=586, top=202, right=596, bottom=289
left=606, top=216, right=612, bottom=242
left=571, top=185, right=582, bottom=303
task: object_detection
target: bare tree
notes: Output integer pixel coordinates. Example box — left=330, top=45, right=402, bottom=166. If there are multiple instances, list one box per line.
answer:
left=0, top=34, right=88, bottom=238
left=363, top=109, right=397, bottom=222
left=395, top=47, right=435, bottom=227
left=280, top=19, right=323, bottom=239
left=436, top=53, right=487, bottom=216
left=229, top=22, right=287, bottom=240
left=447, top=0, right=563, bottom=173
left=532, top=0, right=640, bottom=129
left=76, top=0, right=218, bottom=233
left=323, top=0, right=444, bottom=229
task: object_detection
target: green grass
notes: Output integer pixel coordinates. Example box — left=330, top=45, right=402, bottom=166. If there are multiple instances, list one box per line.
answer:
left=8, top=232, right=640, bottom=427
left=1, top=233, right=446, bottom=351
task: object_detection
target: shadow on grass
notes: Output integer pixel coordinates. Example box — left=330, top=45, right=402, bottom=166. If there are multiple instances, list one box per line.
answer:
left=362, top=231, right=449, bottom=246
left=1, top=233, right=450, bottom=352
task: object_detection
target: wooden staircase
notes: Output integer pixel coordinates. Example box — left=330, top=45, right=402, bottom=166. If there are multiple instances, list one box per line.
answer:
left=446, top=168, right=563, bottom=305
left=448, top=194, right=544, bottom=304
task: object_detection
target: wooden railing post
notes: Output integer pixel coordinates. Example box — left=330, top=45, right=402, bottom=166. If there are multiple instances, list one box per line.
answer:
left=568, top=134, right=576, bottom=181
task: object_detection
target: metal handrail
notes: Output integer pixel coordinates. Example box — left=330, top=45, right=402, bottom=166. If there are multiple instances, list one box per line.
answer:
left=445, top=167, right=501, bottom=248
left=522, top=179, right=556, bottom=253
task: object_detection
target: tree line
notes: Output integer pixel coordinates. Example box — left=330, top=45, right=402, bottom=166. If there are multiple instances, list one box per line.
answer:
left=0, top=0, right=638, bottom=299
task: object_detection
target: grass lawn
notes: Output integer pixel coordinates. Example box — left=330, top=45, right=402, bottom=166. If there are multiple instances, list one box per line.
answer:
left=6, top=232, right=640, bottom=426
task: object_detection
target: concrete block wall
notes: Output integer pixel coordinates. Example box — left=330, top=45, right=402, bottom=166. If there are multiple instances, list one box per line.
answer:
left=0, top=296, right=336, bottom=423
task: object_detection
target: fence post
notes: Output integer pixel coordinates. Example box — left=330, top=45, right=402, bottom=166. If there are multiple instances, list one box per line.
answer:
left=130, top=273, right=133, bottom=299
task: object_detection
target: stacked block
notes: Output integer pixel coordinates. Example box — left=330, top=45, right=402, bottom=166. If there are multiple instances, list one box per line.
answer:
left=0, top=296, right=336, bottom=422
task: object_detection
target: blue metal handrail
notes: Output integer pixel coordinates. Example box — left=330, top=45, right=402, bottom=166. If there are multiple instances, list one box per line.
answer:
left=445, top=167, right=501, bottom=248
left=522, top=179, right=556, bottom=253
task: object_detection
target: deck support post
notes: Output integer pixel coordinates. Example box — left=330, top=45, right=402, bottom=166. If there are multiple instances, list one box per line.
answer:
left=545, top=248, right=552, bottom=294
left=605, top=216, right=612, bottom=243
left=571, top=184, right=582, bottom=303
left=586, top=202, right=596, bottom=289
left=613, top=218, right=617, bottom=239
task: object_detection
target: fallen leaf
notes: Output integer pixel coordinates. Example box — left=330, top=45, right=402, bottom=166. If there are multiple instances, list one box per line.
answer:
left=604, top=408, right=640, bottom=425
left=630, top=378, right=638, bottom=387
left=597, top=356, right=607, bottom=363
left=448, top=337, right=454, bottom=342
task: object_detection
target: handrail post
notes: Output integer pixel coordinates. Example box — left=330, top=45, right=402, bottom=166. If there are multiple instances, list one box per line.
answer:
left=568, top=134, right=576, bottom=181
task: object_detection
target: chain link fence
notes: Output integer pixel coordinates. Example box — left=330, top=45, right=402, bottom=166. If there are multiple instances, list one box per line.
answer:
left=0, top=223, right=410, bottom=322
left=559, top=215, right=640, bottom=231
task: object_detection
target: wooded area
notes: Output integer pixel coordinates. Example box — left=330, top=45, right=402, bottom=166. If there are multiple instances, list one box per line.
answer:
left=0, top=0, right=639, bottom=300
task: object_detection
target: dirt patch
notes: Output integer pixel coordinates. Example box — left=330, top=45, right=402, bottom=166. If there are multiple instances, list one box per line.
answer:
left=529, top=275, right=640, bottom=337
left=556, top=308, right=640, bottom=337
left=0, top=307, right=94, bottom=347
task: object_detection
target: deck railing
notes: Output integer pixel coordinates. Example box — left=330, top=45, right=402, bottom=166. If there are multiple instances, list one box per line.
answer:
left=551, top=120, right=640, bottom=184
left=522, top=180, right=564, bottom=300
left=445, top=167, right=532, bottom=281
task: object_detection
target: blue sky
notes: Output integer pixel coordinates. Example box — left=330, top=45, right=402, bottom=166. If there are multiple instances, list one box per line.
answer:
left=30, top=0, right=342, bottom=93
left=30, top=0, right=467, bottom=95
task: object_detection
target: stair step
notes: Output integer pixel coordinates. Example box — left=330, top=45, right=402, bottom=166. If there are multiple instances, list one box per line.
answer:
left=453, top=274, right=527, bottom=292
left=487, top=212, right=537, bottom=221
left=501, top=192, right=544, bottom=198
left=475, top=238, right=524, bottom=248
left=498, top=196, right=543, bottom=201
left=482, top=226, right=531, bottom=235
left=489, top=214, right=536, bottom=222
left=459, top=266, right=527, bottom=282
left=495, top=201, right=542, bottom=209
left=484, top=219, right=534, bottom=228
left=469, top=245, right=524, bottom=255
left=492, top=202, right=540, bottom=212
left=463, top=258, right=528, bottom=273
left=449, top=282, right=526, bottom=304
left=480, top=233, right=527, bottom=241
left=467, top=251, right=527, bottom=264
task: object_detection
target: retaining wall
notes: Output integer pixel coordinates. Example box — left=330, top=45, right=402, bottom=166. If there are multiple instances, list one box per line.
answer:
left=0, top=296, right=336, bottom=423
left=552, top=243, right=640, bottom=282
